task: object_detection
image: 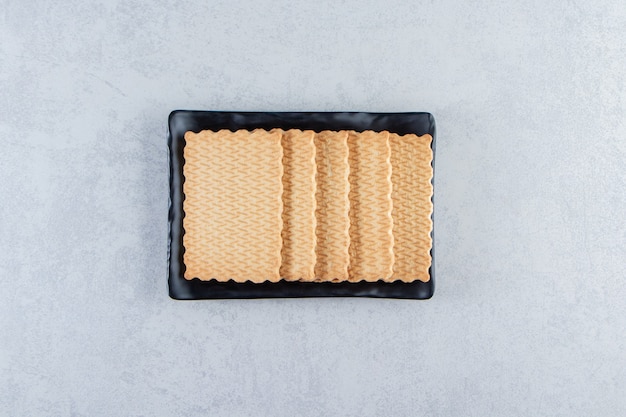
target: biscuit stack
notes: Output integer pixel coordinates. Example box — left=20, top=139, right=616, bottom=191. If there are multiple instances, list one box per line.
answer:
left=182, top=129, right=433, bottom=283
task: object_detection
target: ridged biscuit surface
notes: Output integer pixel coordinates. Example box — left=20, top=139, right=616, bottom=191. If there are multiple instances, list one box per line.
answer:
left=389, top=133, right=433, bottom=282
left=182, top=129, right=283, bottom=283
left=313, top=130, right=351, bottom=282
left=347, top=131, right=395, bottom=282
left=279, top=129, right=317, bottom=281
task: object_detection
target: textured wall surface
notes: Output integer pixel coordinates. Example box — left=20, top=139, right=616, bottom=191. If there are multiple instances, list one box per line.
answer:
left=1, top=1, right=625, bottom=416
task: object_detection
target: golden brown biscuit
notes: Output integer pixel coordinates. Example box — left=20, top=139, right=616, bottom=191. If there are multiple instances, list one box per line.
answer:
left=389, top=133, right=433, bottom=282
left=182, top=129, right=283, bottom=283
left=347, top=131, right=395, bottom=282
left=313, top=130, right=351, bottom=282
left=279, top=129, right=317, bottom=281
left=181, top=127, right=433, bottom=285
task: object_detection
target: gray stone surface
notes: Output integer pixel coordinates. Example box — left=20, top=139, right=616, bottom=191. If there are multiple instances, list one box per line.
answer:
left=1, top=0, right=625, bottom=415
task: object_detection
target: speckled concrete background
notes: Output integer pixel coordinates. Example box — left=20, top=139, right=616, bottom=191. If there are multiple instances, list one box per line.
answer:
left=1, top=0, right=625, bottom=416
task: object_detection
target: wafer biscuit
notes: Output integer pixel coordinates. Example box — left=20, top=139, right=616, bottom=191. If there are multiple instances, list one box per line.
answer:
left=347, top=131, right=395, bottom=282
left=389, top=133, right=433, bottom=282
left=314, top=130, right=351, bottom=282
left=182, top=129, right=283, bottom=283
left=279, top=129, right=317, bottom=281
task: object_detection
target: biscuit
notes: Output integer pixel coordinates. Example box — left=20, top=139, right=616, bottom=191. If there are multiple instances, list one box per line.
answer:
left=278, top=129, right=317, bottom=282
left=181, top=128, right=433, bottom=285
left=389, top=133, right=433, bottom=282
left=313, top=130, right=351, bottom=282
left=182, top=129, right=283, bottom=283
left=347, top=131, right=395, bottom=282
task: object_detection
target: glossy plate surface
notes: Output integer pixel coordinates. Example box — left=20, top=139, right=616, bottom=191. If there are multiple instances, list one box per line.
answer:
left=168, top=111, right=436, bottom=299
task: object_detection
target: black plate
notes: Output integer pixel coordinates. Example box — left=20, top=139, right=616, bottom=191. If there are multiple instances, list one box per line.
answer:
left=168, top=111, right=436, bottom=299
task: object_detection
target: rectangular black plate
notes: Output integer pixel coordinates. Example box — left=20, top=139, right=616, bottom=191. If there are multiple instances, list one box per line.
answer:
left=168, top=111, right=436, bottom=299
